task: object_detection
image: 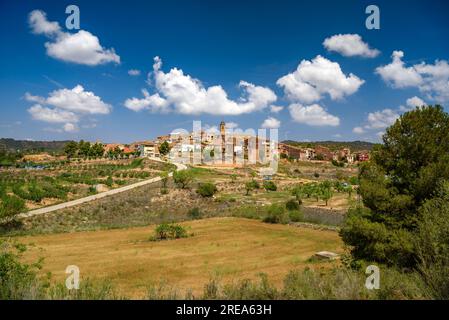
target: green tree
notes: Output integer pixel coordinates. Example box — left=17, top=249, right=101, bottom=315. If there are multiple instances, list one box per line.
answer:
left=0, top=240, right=44, bottom=299
left=63, top=141, right=78, bottom=158
left=91, top=143, right=105, bottom=158
left=78, top=140, right=92, bottom=158
left=159, top=171, right=169, bottom=190
left=158, top=141, right=171, bottom=156
left=319, top=184, right=333, bottom=206
left=415, top=181, right=449, bottom=299
left=173, top=170, right=193, bottom=189
left=197, top=183, right=217, bottom=197
left=341, top=105, right=449, bottom=268
left=244, top=180, right=259, bottom=196
left=263, top=180, right=277, bottom=191
left=0, top=195, right=26, bottom=222
left=291, top=185, right=303, bottom=206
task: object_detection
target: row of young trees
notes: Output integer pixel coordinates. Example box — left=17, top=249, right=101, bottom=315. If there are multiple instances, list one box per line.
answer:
left=291, top=181, right=335, bottom=206
left=63, top=140, right=105, bottom=158
left=64, top=140, right=171, bottom=159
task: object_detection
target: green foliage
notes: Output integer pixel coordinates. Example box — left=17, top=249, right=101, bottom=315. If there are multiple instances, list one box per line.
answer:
left=262, top=204, right=289, bottom=224
left=0, top=239, right=44, bottom=299
left=187, top=207, right=202, bottom=219
left=263, top=180, right=277, bottom=191
left=0, top=195, right=26, bottom=221
left=63, top=141, right=78, bottom=158
left=202, top=267, right=426, bottom=300
left=340, top=206, right=415, bottom=267
left=105, top=176, right=113, bottom=187
left=319, top=181, right=333, bottom=206
left=159, top=171, right=169, bottom=189
left=197, top=183, right=217, bottom=197
left=415, top=181, right=449, bottom=299
left=332, top=159, right=345, bottom=167
left=173, top=170, right=194, bottom=189
left=291, top=185, right=303, bottom=206
left=158, top=141, right=171, bottom=156
left=63, top=141, right=105, bottom=159
left=244, top=179, right=259, bottom=195
left=153, top=223, right=188, bottom=241
left=343, top=106, right=449, bottom=268
left=349, top=176, right=359, bottom=185
left=244, top=181, right=253, bottom=196
left=78, top=140, right=91, bottom=158
left=90, top=143, right=105, bottom=158
left=288, top=209, right=303, bottom=222
left=285, top=199, right=300, bottom=211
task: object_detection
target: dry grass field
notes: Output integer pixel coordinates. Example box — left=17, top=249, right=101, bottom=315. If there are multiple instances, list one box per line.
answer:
left=18, top=217, right=343, bottom=298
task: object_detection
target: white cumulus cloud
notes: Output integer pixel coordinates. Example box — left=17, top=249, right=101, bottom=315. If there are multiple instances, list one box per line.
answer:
left=261, top=117, right=281, bottom=129
left=376, top=51, right=449, bottom=102
left=124, top=57, right=277, bottom=115
left=63, top=123, right=79, bottom=133
left=406, top=96, right=426, bottom=109
left=365, top=108, right=400, bottom=129
left=44, top=85, right=112, bottom=114
left=28, top=104, right=79, bottom=123
left=323, top=34, right=380, bottom=58
left=353, top=96, right=426, bottom=137
left=277, top=55, right=364, bottom=104
left=289, top=103, right=340, bottom=126
left=376, top=51, right=422, bottom=88
left=270, top=105, right=284, bottom=113
left=25, top=85, right=111, bottom=133
left=128, top=69, right=141, bottom=76
left=29, top=10, right=120, bottom=66
left=352, top=126, right=365, bottom=134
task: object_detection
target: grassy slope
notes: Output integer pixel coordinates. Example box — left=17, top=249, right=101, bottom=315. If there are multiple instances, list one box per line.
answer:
left=18, top=217, right=343, bottom=298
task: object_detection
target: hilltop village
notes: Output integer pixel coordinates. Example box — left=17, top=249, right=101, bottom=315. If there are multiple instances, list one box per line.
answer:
left=104, top=121, right=370, bottom=166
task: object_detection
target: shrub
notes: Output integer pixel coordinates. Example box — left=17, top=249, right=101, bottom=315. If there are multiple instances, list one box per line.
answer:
left=288, top=210, right=303, bottom=222
left=0, top=195, right=26, bottom=222
left=173, top=170, right=194, bottom=189
left=105, top=176, right=113, bottom=187
left=340, top=206, right=416, bottom=267
left=285, top=199, right=300, bottom=211
left=245, top=179, right=260, bottom=196
left=159, top=171, right=169, bottom=189
left=153, top=223, right=188, bottom=241
left=263, top=204, right=289, bottom=224
left=291, top=185, right=303, bottom=206
left=415, top=181, right=449, bottom=299
left=263, top=180, right=277, bottom=192
left=197, top=183, right=217, bottom=197
left=313, top=172, right=320, bottom=178
left=0, top=239, right=44, bottom=299
left=187, top=207, right=202, bottom=219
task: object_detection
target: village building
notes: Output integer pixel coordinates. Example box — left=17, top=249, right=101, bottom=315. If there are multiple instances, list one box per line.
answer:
left=314, top=145, right=334, bottom=161
left=169, top=121, right=277, bottom=166
left=139, top=142, right=160, bottom=158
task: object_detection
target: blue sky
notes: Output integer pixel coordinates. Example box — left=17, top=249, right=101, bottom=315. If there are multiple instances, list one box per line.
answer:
left=1, top=0, right=448, bottom=143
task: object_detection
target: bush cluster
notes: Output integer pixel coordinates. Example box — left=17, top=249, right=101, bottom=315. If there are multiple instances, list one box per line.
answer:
left=197, top=183, right=217, bottom=197
left=153, top=223, right=188, bottom=241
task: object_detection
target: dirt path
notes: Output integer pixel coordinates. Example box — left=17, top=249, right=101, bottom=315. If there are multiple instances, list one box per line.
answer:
left=18, top=160, right=187, bottom=218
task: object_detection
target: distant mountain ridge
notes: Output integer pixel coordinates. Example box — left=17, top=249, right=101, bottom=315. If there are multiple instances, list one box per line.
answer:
left=282, top=140, right=376, bottom=152
left=0, top=138, right=71, bottom=153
